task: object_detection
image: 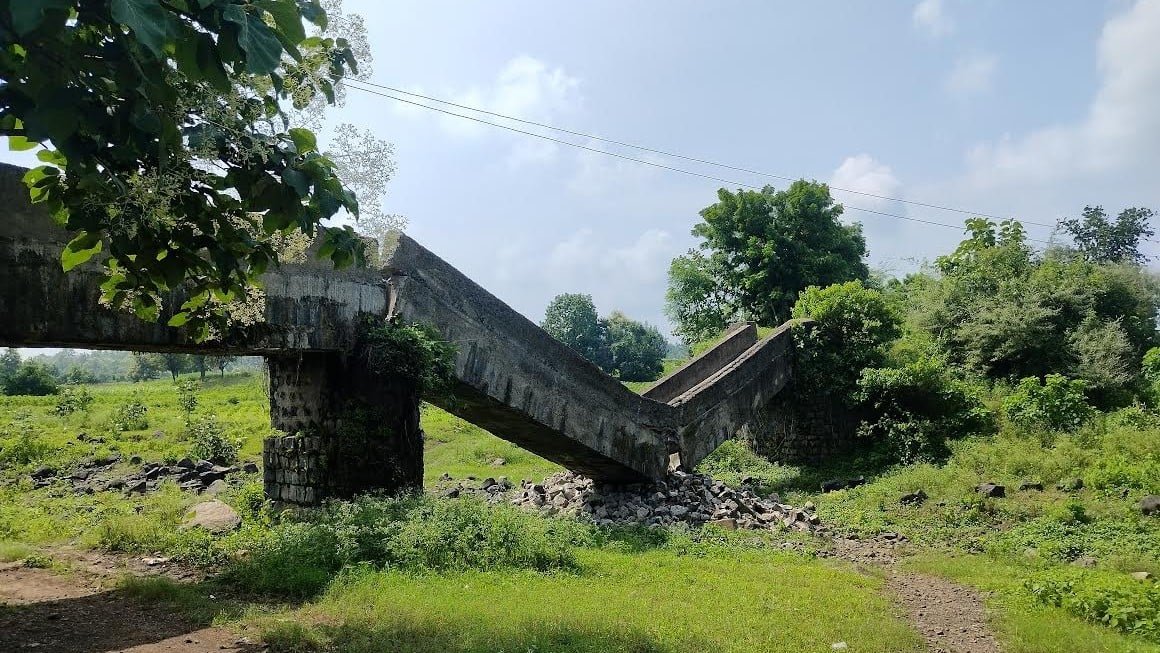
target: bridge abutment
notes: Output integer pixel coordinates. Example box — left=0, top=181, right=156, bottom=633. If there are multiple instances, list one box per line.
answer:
left=264, top=352, right=423, bottom=504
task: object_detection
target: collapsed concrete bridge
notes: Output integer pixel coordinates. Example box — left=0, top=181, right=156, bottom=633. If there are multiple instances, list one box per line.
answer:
left=0, top=162, right=799, bottom=504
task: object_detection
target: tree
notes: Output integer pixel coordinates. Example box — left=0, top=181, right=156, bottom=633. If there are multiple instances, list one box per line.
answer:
left=206, top=355, right=238, bottom=378
left=127, top=352, right=164, bottom=382
left=604, top=312, right=668, bottom=382
left=0, top=0, right=366, bottom=337
left=664, top=250, right=735, bottom=346
left=683, top=182, right=869, bottom=328
left=2, top=361, right=58, bottom=396
left=0, top=348, right=20, bottom=382
left=1060, top=206, right=1155, bottom=264
left=541, top=293, right=611, bottom=370
left=160, top=353, right=193, bottom=381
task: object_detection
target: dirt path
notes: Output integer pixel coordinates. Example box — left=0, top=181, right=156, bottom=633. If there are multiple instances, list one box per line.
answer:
left=0, top=552, right=264, bottom=653
left=829, top=535, right=1002, bottom=653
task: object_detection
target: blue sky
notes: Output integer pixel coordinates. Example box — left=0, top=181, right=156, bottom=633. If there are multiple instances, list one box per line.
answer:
left=8, top=0, right=1160, bottom=340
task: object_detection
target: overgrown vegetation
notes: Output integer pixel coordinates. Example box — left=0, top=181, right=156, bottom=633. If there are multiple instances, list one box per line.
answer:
left=540, top=293, right=669, bottom=382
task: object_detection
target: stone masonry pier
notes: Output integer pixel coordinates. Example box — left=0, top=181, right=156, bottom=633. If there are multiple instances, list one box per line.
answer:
left=0, top=162, right=798, bottom=503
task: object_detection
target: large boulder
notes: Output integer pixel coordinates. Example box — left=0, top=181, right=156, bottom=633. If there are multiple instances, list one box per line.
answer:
left=180, top=500, right=241, bottom=534
left=1141, top=495, right=1160, bottom=517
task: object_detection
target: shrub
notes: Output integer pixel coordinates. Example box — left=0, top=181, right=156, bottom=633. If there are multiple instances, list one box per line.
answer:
left=790, top=281, right=901, bottom=403
left=856, top=358, right=994, bottom=463
left=227, top=495, right=580, bottom=598
left=111, top=398, right=149, bottom=431
left=358, top=318, right=457, bottom=400
left=1003, top=374, right=1094, bottom=432
left=175, top=379, right=200, bottom=427
left=53, top=386, right=94, bottom=417
left=2, top=362, right=59, bottom=396
left=188, top=414, right=239, bottom=465
left=1026, top=567, right=1160, bottom=642
left=0, top=411, right=50, bottom=465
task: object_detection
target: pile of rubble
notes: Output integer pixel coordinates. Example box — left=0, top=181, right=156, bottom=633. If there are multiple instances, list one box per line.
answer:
left=509, top=469, right=823, bottom=533
left=32, top=457, right=258, bottom=496
left=435, top=473, right=514, bottom=503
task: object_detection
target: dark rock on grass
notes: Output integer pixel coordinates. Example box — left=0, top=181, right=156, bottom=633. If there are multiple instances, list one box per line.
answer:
left=241, top=462, right=259, bottom=474
left=1018, top=481, right=1045, bottom=492
left=846, top=476, right=867, bottom=489
left=441, top=487, right=461, bottom=499
left=199, top=471, right=226, bottom=484
left=900, top=489, right=928, bottom=506
left=125, top=480, right=147, bottom=496
left=105, top=479, right=125, bottom=491
left=1141, top=495, right=1160, bottom=516
left=69, top=469, right=92, bottom=482
left=194, top=460, right=214, bottom=472
left=30, top=465, right=55, bottom=481
left=481, top=477, right=498, bottom=490
left=179, top=480, right=205, bottom=493
left=205, top=479, right=229, bottom=496
left=821, top=479, right=847, bottom=493
left=144, top=466, right=163, bottom=481
left=176, top=458, right=195, bottom=470
left=128, top=455, right=142, bottom=465
left=177, top=470, right=201, bottom=483
left=976, top=483, right=1005, bottom=498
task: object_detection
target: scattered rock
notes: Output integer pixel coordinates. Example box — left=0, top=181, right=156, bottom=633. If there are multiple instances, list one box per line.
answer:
left=176, top=457, right=195, bottom=470
left=509, top=470, right=823, bottom=533
left=128, top=455, right=142, bottom=465
left=900, top=489, right=927, bottom=506
left=241, top=461, right=259, bottom=474
left=1018, top=481, right=1044, bottom=491
left=125, top=480, right=147, bottom=496
left=1141, top=495, right=1160, bottom=516
left=180, top=500, right=241, bottom=534
left=205, top=479, right=229, bottom=496
left=194, top=460, right=214, bottom=472
left=142, top=556, right=170, bottom=566
left=975, top=483, right=1005, bottom=498
left=846, top=476, right=867, bottom=489
left=30, top=465, right=55, bottom=481
left=821, top=479, right=847, bottom=493
left=1130, top=571, right=1153, bottom=581
left=489, top=458, right=507, bottom=467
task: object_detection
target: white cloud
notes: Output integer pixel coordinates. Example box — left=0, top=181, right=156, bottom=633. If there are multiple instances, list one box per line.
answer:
left=566, top=143, right=662, bottom=196
left=962, top=0, right=1160, bottom=189
left=913, top=0, right=954, bottom=39
left=606, top=229, right=674, bottom=285
left=830, top=154, right=905, bottom=215
left=394, top=56, right=580, bottom=140
left=944, top=53, right=998, bottom=98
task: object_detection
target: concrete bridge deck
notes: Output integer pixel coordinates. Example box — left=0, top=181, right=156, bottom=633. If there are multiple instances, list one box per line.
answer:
left=0, top=162, right=796, bottom=501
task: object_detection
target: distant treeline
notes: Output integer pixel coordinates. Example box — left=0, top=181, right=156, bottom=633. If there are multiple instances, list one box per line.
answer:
left=1, top=348, right=263, bottom=390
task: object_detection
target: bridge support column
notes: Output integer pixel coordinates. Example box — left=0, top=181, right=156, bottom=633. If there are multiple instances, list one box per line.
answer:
left=263, top=352, right=423, bottom=505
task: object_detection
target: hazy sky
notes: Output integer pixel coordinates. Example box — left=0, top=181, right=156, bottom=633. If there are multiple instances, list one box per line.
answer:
left=7, top=0, right=1160, bottom=340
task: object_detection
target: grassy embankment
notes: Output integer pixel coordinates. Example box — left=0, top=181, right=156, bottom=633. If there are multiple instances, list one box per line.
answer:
left=1, top=372, right=1159, bottom=651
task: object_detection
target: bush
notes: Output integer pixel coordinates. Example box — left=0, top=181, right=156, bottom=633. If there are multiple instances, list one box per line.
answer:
left=358, top=318, right=457, bottom=399
left=1026, top=567, right=1160, bottom=642
left=0, top=411, right=50, bottom=465
left=227, top=495, right=580, bottom=598
left=1003, top=374, right=1095, bottom=432
left=2, top=362, right=59, bottom=396
left=790, top=281, right=901, bottom=403
left=175, top=379, right=199, bottom=427
left=188, top=414, right=239, bottom=465
left=54, top=386, right=95, bottom=417
left=856, top=358, right=994, bottom=463
left=111, top=398, right=149, bottom=431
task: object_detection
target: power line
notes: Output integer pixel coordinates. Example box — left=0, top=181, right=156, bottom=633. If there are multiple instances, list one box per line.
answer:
left=342, top=79, right=1058, bottom=245
left=351, top=79, right=1067, bottom=230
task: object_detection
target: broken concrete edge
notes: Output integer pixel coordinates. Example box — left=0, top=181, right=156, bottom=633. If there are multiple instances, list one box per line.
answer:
left=382, top=234, right=677, bottom=481
left=673, top=321, right=807, bottom=468
left=641, top=322, right=757, bottom=404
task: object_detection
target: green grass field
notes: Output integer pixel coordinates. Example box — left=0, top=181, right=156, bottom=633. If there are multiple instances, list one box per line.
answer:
left=3, top=371, right=1160, bottom=652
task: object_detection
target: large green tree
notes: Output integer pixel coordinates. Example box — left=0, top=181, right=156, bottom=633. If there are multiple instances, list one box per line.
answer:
left=541, top=293, right=611, bottom=370
left=1060, top=205, right=1155, bottom=264
left=0, top=0, right=366, bottom=337
left=667, top=181, right=869, bottom=342
left=604, top=311, right=667, bottom=382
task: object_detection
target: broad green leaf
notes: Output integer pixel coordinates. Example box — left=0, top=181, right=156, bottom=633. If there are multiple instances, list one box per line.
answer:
left=256, top=0, right=306, bottom=44
left=288, top=127, right=317, bottom=154
left=167, top=312, right=190, bottom=327
left=282, top=168, right=310, bottom=197
left=61, top=232, right=103, bottom=272
left=35, top=149, right=66, bottom=165
left=110, top=0, right=176, bottom=58
left=9, top=0, right=71, bottom=35
left=7, top=135, right=37, bottom=151
left=222, top=5, right=284, bottom=75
